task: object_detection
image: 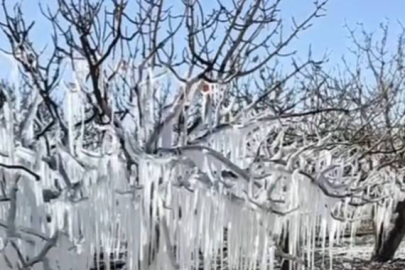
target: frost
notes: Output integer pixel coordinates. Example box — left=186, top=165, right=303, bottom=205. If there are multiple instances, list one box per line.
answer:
left=0, top=66, right=401, bottom=270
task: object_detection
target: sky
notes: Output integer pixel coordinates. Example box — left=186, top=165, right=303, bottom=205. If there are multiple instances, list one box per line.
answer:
left=0, top=0, right=405, bottom=78
left=284, top=0, right=405, bottom=63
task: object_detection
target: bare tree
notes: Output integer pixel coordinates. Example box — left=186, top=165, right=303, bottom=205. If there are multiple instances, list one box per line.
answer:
left=292, top=22, right=405, bottom=263
left=341, top=22, right=405, bottom=262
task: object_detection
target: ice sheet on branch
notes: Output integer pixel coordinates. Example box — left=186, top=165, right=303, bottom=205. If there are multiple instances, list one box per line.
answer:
left=0, top=82, right=402, bottom=270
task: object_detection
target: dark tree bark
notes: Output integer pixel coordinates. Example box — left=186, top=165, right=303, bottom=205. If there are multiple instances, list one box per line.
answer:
left=373, top=199, right=405, bottom=262
left=281, top=229, right=290, bottom=270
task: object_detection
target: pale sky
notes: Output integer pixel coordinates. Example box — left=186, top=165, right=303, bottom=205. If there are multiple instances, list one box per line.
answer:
left=0, top=0, right=404, bottom=77
left=284, top=0, right=405, bottom=62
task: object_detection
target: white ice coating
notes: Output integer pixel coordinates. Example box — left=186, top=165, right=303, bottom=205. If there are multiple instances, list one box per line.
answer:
left=0, top=79, right=403, bottom=270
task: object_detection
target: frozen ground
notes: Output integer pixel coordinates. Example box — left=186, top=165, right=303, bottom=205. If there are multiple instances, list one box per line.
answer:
left=312, top=235, right=405, bottom=270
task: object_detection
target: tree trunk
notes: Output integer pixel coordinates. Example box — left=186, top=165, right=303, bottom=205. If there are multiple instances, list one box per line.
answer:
left=281, top=231, right=290, bottom=270
left=373, top=199, right=405, bottom=262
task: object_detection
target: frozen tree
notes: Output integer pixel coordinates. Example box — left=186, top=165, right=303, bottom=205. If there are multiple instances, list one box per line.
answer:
left=324, top=23, right=405, bottom=262
left=0, top=0, right=402, bottom=270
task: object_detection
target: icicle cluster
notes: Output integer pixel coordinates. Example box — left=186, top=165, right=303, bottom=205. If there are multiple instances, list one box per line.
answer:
left=0, top=74, right=403, bottom=270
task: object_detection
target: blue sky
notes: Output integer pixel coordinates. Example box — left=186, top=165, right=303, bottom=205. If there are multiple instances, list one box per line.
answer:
left=0, top=0, right=404, bottom=77
left=284, top=0, right=405, bottom=62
